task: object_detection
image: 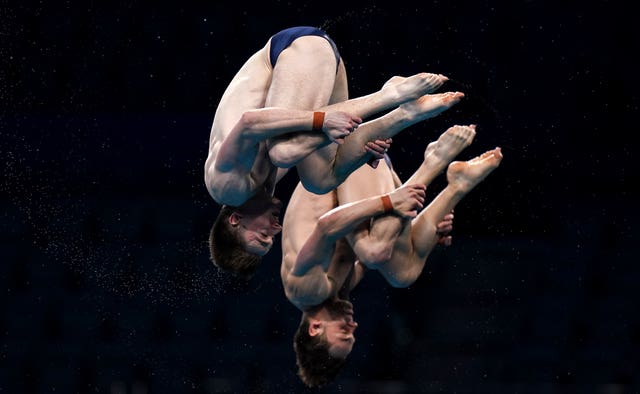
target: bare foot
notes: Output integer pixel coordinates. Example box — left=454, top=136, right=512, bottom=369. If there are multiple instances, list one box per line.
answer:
left=382, top=75, right=406, bottom=88
left=400, top=91, right=465, bottom=122
left=423, top=125, right=476, bottom=170
left=446, top=148, right=503, bottom=193
left=383, top=73, right=449, bottom=102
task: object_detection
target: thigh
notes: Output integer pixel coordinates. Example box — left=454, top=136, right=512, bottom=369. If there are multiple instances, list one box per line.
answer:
left=336, top=159, right=397, bottom=204
left=265, top=35, right=338, bottom=109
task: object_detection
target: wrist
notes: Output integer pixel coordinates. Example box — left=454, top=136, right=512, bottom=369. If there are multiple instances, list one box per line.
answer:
left=380, top=194, right=393, bottom=213
left=312, top=112, right=325, bottom=131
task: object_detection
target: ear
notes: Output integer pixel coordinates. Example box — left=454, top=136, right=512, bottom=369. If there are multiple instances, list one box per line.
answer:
left=229, top=212, right=242, bottom=226
left=308, top=319, right=324, bottom=337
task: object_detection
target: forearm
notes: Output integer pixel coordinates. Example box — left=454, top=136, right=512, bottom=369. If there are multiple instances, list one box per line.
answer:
left=216, top=107, right=320, bottom=172
left=239, top=107, right=318, bottom=140
left=348, top=214, right=405, bottom=265
left=319, top=196, right=389, bottom=241
left=267, top=131, right=331, bottom=168
left=349, top=262, right=367, bottom=290
left=326, top=239, right=358, bottom=298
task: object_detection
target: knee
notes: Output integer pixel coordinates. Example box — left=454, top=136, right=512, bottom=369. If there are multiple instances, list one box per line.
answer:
left=357, top=241, right=394, bottom=267
left=299, top=177, right=334, bottom=195
left=387, top=270, right=420, bottom=289
left=267, top=143, right=296, bottom=169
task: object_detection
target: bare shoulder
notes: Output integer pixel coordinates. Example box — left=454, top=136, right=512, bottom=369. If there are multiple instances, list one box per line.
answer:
left=283, top=270, right=330, bottom=311
left=205, top=164, right=253, bottom=206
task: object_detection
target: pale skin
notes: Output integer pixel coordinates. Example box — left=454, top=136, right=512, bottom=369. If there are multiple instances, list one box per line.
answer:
left=204, top=32, right=463, bottom=207
left=306, top=297, right=359, bottom=359
left=281, top=183, right=427, bottom=312
left=282, top=182, right=426, bottom=359
left=338, top=124, right=480, bottom=287
left=280, top=142, right=503, bottom=355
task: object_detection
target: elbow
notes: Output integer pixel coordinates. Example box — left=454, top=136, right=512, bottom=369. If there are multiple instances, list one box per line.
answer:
left=237, top=110, right=261, bottom=136
left=316, top=215, right=335, bottom=237
left=316, top=214, right=343, bottom=241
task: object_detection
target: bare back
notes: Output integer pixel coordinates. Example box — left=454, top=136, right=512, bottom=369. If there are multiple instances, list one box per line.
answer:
left=280, top=182, right=338, bottom=311
left=204, top=43, right=277, bottom=204
left=204, top=33, right=347, bottom=206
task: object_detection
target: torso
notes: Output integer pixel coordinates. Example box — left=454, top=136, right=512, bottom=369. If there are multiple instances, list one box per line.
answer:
left=204, top=27, right=348, bottom=206
left=280, top=182, right=339, bottom=311
left=205, top=43, right=277, bottom=204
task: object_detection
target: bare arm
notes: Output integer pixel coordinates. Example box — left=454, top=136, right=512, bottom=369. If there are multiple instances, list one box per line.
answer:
left=284, top=197, right=387, bottom=310
left=267, top=72, right=450, bottom=167
left=348, top=262, right=368, bottom=291
left=290, top=198, right=386, bottom=277
left=284, top=184, right=425, bottom=309
left=216, top=108, right=360, bottom=171
left=291, top=184, right=426, bottom=277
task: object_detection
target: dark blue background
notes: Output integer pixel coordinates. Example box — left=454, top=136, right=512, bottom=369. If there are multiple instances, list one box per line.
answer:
left=2, top=1, right=638, bottom=393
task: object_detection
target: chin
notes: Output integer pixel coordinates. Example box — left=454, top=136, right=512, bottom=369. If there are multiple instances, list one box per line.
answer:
left=247, top=246, right=270, bottom=256
left=256, top=249, right=269, bottom=257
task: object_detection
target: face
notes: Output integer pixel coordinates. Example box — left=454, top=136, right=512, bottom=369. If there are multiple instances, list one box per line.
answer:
left=232, top=196, right=283, bottom=256
left=316, top=299, right=358, bottom=359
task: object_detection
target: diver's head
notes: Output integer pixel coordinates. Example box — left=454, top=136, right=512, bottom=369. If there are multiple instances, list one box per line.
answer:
left=293, top=298, right=358, bottom=387
left=209, top=194, right=282, bottom=279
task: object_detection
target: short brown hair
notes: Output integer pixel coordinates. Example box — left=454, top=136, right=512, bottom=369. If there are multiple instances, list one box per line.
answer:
left=209, top=205, right=261, bottom=280
left=293, top=315, right=347, bottom=388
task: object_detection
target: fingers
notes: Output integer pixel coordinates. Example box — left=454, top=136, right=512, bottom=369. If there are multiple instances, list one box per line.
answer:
left=437, top=211, right=455, bottom=233
left=438, top=235, right=452, bottom=246
left=437, top=222, right=453, bottom=234
left=437, top=210, right=455, bottom=242
left=365, top=138, right=393, bottom=159
left=365, top=141, right=389, bottom=155
left=400, top=184, right=426, bottom=206
left=365, top=141, right=385, bottom=153
left=324, top=112, right=362, bottom=143
left=375, top=139, right=392, bottom=150
left=437, top=217, right=453, bottom=227
left=408, top=183, right=427, bottom=193
left=365, top=144, right=385, bottom=159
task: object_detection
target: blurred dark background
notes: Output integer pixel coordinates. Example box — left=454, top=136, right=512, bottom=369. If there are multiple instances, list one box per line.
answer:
left=1, top=1, right=638, bottom=393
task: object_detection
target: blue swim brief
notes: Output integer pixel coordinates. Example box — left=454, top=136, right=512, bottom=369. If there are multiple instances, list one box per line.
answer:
left=269, top=26, right=341, bottom=72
